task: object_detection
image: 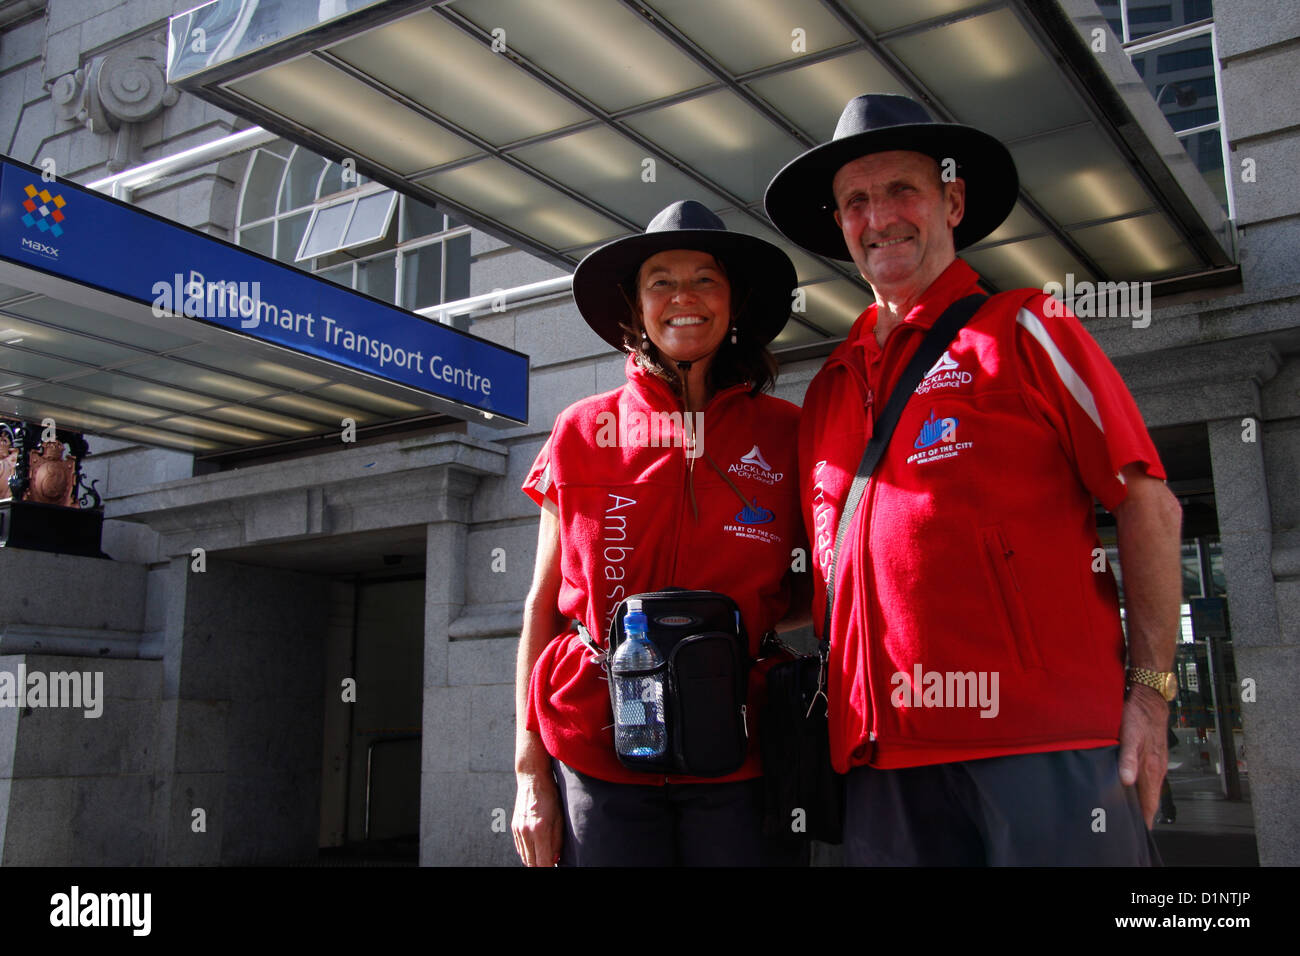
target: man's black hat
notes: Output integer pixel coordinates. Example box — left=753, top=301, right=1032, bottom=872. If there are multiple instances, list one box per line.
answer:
left=764, top=94, right=1019, bottom=260
left=573, top=200, right=797, bottom=352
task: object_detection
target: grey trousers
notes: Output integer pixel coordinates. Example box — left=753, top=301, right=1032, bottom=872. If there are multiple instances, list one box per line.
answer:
left=842, top=745, right=1160, bottom=866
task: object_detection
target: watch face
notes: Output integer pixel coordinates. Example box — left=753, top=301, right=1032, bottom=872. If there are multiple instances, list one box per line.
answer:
left=1162, top=672, right=1178, bottom=700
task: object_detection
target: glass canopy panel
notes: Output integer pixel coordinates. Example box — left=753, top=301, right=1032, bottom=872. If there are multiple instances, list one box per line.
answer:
left=1009, top=125, right=1156, bottom=227
left=0, top=394, right=131, bottom=436
left=648, top=0, right=854, bottom=74
left=0, top=283, right=31, bottom=304
left=511, top=126, right=732, bottom=228
left=418, top=159, right=625, bottom=251
left=112, top=424, right=226, bottom=452
left=1068, top=213, right=1201, bottom=280
left=0, top=347, right=88, bottom=383
left=717, top=210, right=840, bottom=285
left=53, top=370, right=221, bottom=413
left=328, top=9, right=590, bottom=147
left=961, top=236, right=1095, bottom=292
left=453, top=0, right=715, bottom=113
left=16, top=382, right=169, bottom=422
left=771, top=319, right=829, bottom=349
left=623, top=89, right=806, bottom=203
left=316, top=383, right=424, bottom=415
left=970, top=203, right=1050, bottom=248
left=110, top=356, right=276, bottom=401
left=887, top=8, right=1091, bottom=142
left=200, top=404, right=320, bottom=435
left=4, top=297, right=198, bottom=352
left=800, top=279, right=872, bottom=336
left=262, top=392, right=377, bottom=425
left=171, top=344, right=330, bottom=389
left=0, top=316, right=143, bottom=367
left=746, top=50, right=911, bottom=141
left=149, top=415, right=273, bottom=443
left=843, top=0, right=993, bottom=35
left=227, top=56, right=481, bottom=176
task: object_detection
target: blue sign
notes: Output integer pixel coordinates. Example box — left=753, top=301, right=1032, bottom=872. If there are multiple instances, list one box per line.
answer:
left=0, top=159, right=529, bottom=423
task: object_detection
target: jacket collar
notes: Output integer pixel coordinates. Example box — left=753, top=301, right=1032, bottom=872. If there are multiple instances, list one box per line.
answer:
left=826, top=257, right=983, bottom=371
left=621, top=352, right=748, bottom=412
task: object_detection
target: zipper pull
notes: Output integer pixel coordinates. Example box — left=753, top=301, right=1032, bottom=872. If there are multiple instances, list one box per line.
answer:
left=741, top=703, right=749, bottom=738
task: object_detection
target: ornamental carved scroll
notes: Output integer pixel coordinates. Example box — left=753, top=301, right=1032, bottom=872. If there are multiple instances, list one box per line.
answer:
left=51, top=36, right=179, bottom=172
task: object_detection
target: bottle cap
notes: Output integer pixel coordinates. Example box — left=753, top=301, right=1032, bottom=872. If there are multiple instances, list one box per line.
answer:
left=625, top=597, right=643, bottom=613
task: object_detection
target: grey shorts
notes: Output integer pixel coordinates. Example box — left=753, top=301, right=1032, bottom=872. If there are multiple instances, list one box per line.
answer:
left=842, top=745, right=1160, bottom=866
left=552, top=760, right=806, bottom=866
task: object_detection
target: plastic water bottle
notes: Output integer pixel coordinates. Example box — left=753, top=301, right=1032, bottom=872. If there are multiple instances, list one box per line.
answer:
left=611, top=598, right=667, bottom=759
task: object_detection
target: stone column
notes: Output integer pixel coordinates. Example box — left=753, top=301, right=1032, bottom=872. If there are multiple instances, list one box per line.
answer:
left=1206, top=418, right=1295, bottom=864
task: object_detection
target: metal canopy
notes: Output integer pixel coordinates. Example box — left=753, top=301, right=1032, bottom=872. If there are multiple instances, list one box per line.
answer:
left=0, top=160, right=528, bottom=455
left=167, top=0, right=1235, bottom=352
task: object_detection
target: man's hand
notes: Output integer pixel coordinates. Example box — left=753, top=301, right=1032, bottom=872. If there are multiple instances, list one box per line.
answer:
left=512, top=770, right=563, bottom=866
left=1118, top=683, right=1170, bottom=828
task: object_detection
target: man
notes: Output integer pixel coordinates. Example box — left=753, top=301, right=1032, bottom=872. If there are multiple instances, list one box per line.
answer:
left=764, top=94, right=1183, bottom=865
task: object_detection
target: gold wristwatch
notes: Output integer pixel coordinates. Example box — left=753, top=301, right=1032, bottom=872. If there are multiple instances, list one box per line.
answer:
left=1126, top=667, right=1177, bottom=701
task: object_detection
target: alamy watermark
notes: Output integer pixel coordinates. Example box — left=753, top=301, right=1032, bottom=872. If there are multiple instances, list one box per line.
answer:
left=890, top=664, right=1000, bottom=718
left=594, top=408, right=704, bottom=460
left=1043, top=274, right=1151, bottom=328
left=0, top=665, right=103, bottom=718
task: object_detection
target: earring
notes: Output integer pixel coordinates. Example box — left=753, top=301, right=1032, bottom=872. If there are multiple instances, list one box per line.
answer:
left=730, top=326, right=738, bottom=345
left=641, top=330, right=649, bottom=344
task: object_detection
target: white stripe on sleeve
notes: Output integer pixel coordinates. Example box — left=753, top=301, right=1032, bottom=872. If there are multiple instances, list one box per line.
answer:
left=1016, top=308, right=1104, bottom=433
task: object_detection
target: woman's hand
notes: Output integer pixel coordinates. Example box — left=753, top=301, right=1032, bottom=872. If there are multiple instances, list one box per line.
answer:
left=512, top=767, right=563, bottom=866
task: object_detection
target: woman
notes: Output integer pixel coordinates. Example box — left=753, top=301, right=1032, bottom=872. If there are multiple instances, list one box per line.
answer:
left=511, top=200, right=807, bottom=866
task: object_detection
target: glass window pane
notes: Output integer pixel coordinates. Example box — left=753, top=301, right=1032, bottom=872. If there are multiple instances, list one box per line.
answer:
left=280, top=147, right=327, bottom=213
left=1130, top=34, right=1218, bottom=134
left=1127, top=0, right=1213, bottom=40
left=1180, top=129, right=1228, bottom=211
left=240, top=150, right=284, bottom=225
left=240, top=221, right=274, bottom=258
left=400, top=197, right=444, bottom=242
left=318, top=163, right=345, bottom=200
left=443, top=235, right=470, bottom=303
left=276, top=211, right=310, bottom=264
left=342, top=192, right=396, bottom=247
left=357, top=254, right=397, bottom=304
left=318, top=263, right=353, bottom=288
left=402, top=244, right=442, bottom=310
left=297, top=201, right=355, bottom=260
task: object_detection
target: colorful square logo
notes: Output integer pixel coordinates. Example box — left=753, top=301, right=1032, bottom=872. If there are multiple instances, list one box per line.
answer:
left=20, top=183, right=67, bottom=238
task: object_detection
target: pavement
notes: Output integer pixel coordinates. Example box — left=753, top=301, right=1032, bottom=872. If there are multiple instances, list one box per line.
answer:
left=1149, top=773, right=1259, bottom=866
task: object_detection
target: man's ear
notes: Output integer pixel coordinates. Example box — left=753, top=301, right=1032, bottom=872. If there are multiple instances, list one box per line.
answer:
left=833, top=207, right=843, bottom=231
left=946, top=177, right=967, bottom=229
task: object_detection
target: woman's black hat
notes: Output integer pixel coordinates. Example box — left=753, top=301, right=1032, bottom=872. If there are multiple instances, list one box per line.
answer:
left=573, top=200, right=797, bottom=352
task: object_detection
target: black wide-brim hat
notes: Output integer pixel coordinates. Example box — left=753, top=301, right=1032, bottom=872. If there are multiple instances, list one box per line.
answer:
left=764, top=94, right=1019, bottom=260
left=573, top=200, right=797, bottom=353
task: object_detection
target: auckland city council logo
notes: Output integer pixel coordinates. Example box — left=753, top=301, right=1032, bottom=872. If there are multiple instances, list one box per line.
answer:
left=728, top=444, right=784, bottom=486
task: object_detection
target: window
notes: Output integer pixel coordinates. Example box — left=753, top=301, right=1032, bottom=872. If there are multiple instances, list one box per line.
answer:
left=1117, top=2, right=1233, bottom=218
left=235, top=141, right=472, bottom=312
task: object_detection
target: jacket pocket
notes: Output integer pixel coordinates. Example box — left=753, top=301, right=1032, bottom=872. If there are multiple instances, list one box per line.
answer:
left=980, top=526, right=1044, bottom=671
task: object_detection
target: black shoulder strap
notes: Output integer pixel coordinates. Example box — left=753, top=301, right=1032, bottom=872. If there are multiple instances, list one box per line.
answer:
left=819, top=294, right=987, bottom=647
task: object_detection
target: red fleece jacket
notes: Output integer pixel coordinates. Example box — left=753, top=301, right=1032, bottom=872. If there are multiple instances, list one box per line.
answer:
left=524, top=354, right=802, bottom=784
left=800, top=259, right=1165, bottom=772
